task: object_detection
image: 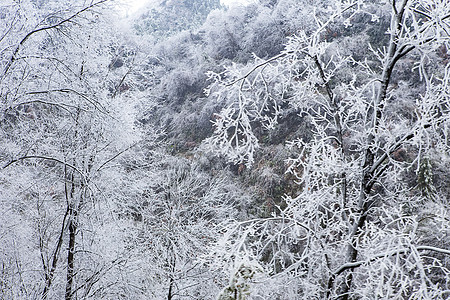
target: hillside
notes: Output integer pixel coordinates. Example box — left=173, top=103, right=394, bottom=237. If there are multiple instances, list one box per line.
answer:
left=1, top=0, right=450, bottom=299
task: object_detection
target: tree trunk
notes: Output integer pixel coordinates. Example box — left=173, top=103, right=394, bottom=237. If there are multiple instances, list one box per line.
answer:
left=167, top=254, right=176, bottom=300
left=65, top=206, right=77, bottom=300
left=42, top=207, right=69, bottom=299
left=167, top=277, right=174, bottom=300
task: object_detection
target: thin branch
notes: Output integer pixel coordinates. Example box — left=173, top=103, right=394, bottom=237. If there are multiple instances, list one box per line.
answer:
left=412, top=8, right=431, bottom=20
left=225, top=52, right=290, bottom=87
left=10, top=99, right=84, bottom=114
left=24, top=88, right=107, bottom=113
left=1, top=0, right=108, bottom=80
left=392, top=0, right=398, bottom=16
left=230, top=216, right=312, bottom=234
left=369, top=123, right=432, bottom=175
left=96, top=142, right=139, bottom=172
left=112, top=54, right=136, bottom=98
left=3, top=155, right=86, bottom=180
left=392, top=45, right=415, bottom=66
left=333, top=245, right=450, bottom=276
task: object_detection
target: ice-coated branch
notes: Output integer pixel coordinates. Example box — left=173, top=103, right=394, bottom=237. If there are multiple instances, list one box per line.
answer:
left=224, top=52, right=290, bottom=87
left=1, top=0, right=109, bottom=81
left=367, top=122, right=432, bottom=186
left=3, top=155, right=86, bottom=181
left=333, top=245, right=450, bottom=276
left=96, top=142, right=139, bottom=172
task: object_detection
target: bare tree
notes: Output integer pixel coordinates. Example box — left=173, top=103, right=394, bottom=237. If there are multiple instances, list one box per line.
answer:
left=115, top=153, right=248, bottom=299
left=0, top=1, right=148, bottom=299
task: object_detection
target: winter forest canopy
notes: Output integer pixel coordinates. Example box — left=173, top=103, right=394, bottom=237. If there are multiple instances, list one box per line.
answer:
left=1, top=0, right=450, bottom=299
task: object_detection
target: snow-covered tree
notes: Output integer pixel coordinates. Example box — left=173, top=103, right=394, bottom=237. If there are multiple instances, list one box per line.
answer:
left=0, top=1, right=152, bottom=299
left=205, top=0, right=450, bottom=298
left=133, top=0, right=221, bottom=38
left=113, top=153, right=250, bottom=299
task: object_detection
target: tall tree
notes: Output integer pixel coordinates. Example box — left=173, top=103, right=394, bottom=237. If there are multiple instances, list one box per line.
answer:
left=0, top=1, right=148, bottom=299
left=205, top=0, right=450, bottom=298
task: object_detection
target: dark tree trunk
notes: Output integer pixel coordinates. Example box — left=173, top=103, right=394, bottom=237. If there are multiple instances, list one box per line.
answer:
left=167, top=277, right=174, bottom=300
left=65, top=206, right=77, bottom=300
left=42, top=207, right=69, bottom=299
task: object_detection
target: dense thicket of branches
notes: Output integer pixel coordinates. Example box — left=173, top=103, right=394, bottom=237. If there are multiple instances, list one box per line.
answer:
left=1, top=0, right=449, bottom=299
